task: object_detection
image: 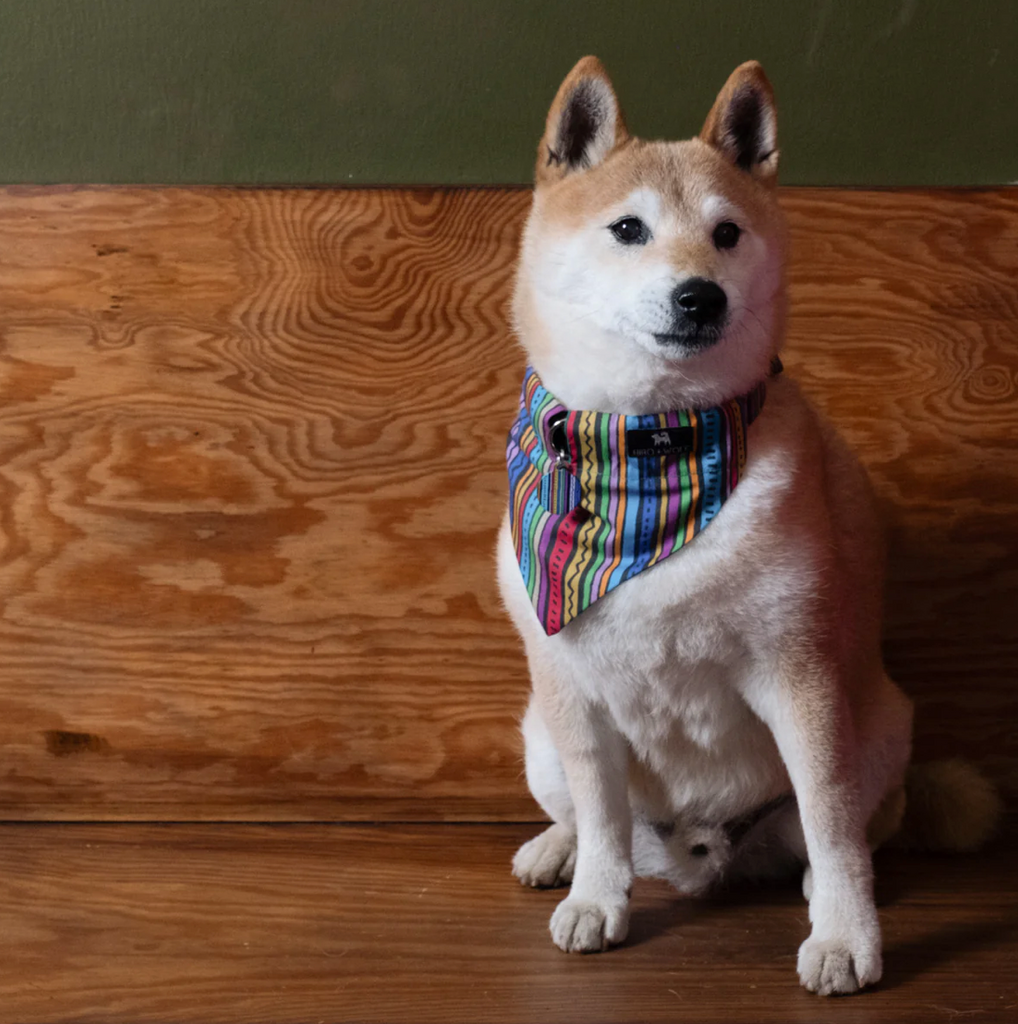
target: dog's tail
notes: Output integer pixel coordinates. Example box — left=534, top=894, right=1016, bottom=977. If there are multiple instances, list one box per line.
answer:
left=891, top=759, right=1003, bottom=852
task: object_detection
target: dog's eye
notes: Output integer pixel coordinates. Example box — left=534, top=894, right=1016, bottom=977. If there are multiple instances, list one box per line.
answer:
left=609, top=217, right=649, bottom=245
left=712, top=221, right=741, bottom=250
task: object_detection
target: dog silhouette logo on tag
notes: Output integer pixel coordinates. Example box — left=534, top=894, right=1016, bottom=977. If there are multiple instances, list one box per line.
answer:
left=626, top=426, right=694, bottom=458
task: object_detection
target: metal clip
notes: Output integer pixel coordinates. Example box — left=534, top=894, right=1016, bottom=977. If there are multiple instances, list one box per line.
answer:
left=546, top=411, right=570, bottom=467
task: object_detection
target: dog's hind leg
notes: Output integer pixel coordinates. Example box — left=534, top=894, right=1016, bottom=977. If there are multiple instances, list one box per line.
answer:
left=512, top=699, right=578, bottom=888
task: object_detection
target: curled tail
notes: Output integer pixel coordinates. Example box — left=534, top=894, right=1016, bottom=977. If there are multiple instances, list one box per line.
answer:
left=892, top=759, right=1003, bottom=852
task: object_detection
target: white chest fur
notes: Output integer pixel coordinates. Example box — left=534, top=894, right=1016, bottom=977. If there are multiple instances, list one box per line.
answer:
left=497, top=382, right=815, bottom=824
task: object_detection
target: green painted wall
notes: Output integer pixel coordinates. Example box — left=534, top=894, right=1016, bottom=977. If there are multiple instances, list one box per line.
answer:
left=0, top=0, right=1014, bottom=186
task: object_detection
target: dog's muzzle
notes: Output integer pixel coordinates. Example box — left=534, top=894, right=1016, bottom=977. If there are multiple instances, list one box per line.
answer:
left=654, top=277, right=728, bottom=349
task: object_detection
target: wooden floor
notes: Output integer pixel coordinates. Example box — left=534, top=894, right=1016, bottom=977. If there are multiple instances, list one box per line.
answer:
left=0, top=820, right=1015, bottom=1024
left=0, top=185, right=1015, bottom=1020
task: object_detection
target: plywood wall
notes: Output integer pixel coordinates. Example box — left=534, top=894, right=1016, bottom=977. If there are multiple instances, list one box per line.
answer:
left=0, top=186, right=1013, bottom=820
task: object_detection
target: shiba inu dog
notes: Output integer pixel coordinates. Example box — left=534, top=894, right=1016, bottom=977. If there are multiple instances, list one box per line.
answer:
left=497, top=57, right=1000, bottom=995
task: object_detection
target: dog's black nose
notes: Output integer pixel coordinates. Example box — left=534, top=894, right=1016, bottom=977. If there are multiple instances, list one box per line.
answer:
left=673, top=278, right=727, bottom=327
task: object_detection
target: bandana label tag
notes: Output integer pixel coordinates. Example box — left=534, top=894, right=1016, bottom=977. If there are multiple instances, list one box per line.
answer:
left=625, top=426, right=694, bottom=458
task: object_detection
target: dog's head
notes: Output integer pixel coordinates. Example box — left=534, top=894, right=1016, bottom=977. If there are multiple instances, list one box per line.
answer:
left=513, top=58, right=787, bottom=413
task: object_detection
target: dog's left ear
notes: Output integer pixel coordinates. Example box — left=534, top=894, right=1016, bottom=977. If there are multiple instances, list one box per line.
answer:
left=536, top=56, right=629, bottom=187
left=700, top=61, right=778, bottom=185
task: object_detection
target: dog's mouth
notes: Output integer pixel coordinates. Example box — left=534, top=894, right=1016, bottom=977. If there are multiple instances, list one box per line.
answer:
left=653, top=322, right=726, bottom=352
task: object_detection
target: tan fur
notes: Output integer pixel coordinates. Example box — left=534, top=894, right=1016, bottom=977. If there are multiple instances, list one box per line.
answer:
left=499, top=56, right=999, bottom=997
left=536, top=56, right=629, bottom=187
left=894, top=760, right=1003, bottom=852
left=700, top=61, right=779, bottom=185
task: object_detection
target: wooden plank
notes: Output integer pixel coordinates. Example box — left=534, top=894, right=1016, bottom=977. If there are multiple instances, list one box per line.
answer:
left=784, top=190, right=1018, bottom=793
left=0, top=186, right=1014, bottom=820
left=0, top=821, right=1014, bottom=1023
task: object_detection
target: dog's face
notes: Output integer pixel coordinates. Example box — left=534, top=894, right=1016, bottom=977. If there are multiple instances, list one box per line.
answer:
left=513, top=58, right=787, bottom=413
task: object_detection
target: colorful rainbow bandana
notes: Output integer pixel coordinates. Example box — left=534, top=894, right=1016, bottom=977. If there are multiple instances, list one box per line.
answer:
left=506, top=365, right=771, bottom=635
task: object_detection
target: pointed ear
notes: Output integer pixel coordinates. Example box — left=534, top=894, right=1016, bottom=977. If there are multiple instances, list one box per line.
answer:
left=700, top=61, right=778, bottom=184
left=536, top=56, right=629, bottom=186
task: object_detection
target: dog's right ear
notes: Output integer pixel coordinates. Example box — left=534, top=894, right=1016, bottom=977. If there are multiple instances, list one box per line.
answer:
left=700, top=62, right=779, bottom=184
left=536, top=56, right=629, bottom=187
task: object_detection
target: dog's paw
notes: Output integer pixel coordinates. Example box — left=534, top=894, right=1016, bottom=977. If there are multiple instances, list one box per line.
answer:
left=512, top=824, right=577, bottom=889
left=797, top=934, right=882, bottom=996
left=549, top=894, right=629, bottom=953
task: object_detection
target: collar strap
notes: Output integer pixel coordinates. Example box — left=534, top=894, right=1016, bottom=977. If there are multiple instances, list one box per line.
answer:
left=526, top=364, right=777, bottom=473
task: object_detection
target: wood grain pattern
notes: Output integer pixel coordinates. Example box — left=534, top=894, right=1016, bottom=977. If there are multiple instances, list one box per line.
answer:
left=784, top=190, right=1018, bottom=793
left=0, top=821, right=1015, bottom=1023
left=0, top=186, right=1014, bottom=819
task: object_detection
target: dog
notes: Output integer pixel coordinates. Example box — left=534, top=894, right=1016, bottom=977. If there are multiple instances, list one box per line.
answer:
left=497, top=57, right=1000, bottom=995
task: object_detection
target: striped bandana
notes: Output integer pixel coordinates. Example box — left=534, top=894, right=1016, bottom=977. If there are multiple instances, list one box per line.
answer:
left=506, top=365, right=771, bottom=636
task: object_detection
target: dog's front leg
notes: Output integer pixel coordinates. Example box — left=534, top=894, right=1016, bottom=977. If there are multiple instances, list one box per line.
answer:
left=743, top=657, right=881, bottom=995
left=533, top=665, right=633, bottom=953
